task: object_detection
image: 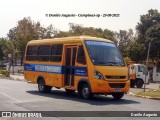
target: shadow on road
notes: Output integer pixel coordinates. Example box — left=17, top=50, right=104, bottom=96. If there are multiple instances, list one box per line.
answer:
left=26, top=89, right=140, bottom=105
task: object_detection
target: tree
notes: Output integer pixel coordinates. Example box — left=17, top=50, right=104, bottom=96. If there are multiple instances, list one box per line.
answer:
left=115, top=29, right=134, bottom=57
left=7, top=17, right=56, bottom=65
left=134, top=9, right=160, bottom=62
left=146, top=23, right=160, bottom=61
left=127, top=40, right=146, bottom=62
left=0, top=38, right=6, bottom=61
left=54, top=23, right=117, bottom=43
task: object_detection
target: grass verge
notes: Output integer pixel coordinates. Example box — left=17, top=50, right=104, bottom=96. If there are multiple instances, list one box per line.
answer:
left=0, top=74, right=11, bottom=79
left=136, top=89, right=160, bottom=98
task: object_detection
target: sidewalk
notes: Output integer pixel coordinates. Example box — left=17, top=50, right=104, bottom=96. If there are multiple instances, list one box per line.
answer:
left=10, top=74, right=26, bottom=81
left=129, top=83, right=160, bottom=100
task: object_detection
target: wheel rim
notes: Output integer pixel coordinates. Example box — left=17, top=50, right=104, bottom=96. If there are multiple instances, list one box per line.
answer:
left=39, top=82, right=44, bottom=91
left=82, top=86, right=89, bottom=98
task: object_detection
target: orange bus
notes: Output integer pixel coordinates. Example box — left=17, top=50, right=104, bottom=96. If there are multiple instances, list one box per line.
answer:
left=24, top=36, right=130, bottom=99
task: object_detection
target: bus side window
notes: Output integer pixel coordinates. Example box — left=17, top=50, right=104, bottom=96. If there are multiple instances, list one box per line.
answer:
left=77, top=45, right=86, bottom=65
left=26, top=46, right=38, bottom=61
left=50, top=44, right=63, bottom=62
left=37, top=45, right=51, bottom=61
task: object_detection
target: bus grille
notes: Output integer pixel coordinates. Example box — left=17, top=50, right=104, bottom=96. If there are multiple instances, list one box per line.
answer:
left=109, top=83, right=126, bottom=88
left=106, top=76, right=126, bottom=79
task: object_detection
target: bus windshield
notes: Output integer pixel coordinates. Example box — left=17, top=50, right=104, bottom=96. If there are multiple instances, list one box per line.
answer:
left=85, top=40, right=124, bottom=66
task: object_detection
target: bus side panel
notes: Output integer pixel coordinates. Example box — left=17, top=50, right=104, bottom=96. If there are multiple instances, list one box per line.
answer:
left=74, top=76, right=88, bottom=89
left=49, top=73, right=63, bottom=88
left=25, top=69, right=64, bottom=88
left=24, top=71, right=37, bottom=83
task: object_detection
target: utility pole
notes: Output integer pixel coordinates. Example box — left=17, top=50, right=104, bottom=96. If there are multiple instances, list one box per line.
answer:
left=145, top=41, right=160, bottom=92
left=146, top=42, right=151, bottom=66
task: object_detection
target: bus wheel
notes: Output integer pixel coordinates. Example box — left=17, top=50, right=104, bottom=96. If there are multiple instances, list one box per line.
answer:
left=112, top=92, right=124, bottom=100
left=38, top=79, right=52, bottom=93
left=80, top=83, right=92, bottom=99
left=65, top=89, right=75, bottom=94
left=136, top=79, right=143, bottom=88
left=130, top=81, right=135, bottom=88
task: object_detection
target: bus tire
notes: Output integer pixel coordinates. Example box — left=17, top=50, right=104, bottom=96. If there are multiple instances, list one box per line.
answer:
left=79, top=83, right=93, bottom=99
left=136, top=79, right=144, bottom=88
left=38, top=78, right=52, bottom=93
left=112, top=92, right=124, bottom=100
left=65, top=89, right=75, bottom=94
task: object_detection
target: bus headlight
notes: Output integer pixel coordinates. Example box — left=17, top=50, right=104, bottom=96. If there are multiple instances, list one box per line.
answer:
left=94, top=71, right=104, bottom=80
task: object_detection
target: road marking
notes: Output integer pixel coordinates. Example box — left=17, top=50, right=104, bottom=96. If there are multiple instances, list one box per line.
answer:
left=0, top=91, right=21, bottom=102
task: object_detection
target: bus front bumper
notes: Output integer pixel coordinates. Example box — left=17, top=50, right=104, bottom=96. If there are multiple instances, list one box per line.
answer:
left=91, top=79, right=130, bottom=94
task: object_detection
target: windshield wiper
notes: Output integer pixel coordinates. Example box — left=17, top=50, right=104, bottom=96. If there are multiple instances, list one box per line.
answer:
left=107, top=62, right=124, bottom=66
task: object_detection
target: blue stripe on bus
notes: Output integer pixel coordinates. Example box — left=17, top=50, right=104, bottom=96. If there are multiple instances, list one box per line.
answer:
left=24, top=64, right=88, bottom=76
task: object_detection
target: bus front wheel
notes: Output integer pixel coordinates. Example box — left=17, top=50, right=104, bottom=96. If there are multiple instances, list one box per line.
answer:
left=79, top=83, right=93, bottom=99
left=112, top=92, right=124, bottom=100
left=38, top=79, right=52, bottom=93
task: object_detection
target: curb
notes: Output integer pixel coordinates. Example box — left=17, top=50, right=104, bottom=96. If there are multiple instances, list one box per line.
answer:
left=11, top=77, right=27, bottom=82
left=129, top=92, right=160, bottom=100
left=0, top=76, right=26, bottom=82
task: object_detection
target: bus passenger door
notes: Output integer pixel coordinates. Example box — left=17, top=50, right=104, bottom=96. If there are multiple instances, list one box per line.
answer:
left=65, top=46, right=77, bottom=87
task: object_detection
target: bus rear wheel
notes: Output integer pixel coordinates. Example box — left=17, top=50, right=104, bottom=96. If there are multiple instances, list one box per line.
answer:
left=112, top=92, right=124, bottom=100
left=38, top=79, right=52, bottom=93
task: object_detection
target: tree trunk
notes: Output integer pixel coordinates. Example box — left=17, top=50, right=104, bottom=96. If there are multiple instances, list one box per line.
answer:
left=21, top=56, right=24, bottom=66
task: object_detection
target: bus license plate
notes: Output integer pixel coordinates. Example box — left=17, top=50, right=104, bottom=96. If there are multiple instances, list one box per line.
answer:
left=114, top=88, right=121, bottom=92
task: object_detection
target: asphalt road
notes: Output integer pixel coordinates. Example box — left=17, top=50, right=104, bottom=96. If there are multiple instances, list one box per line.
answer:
left=0, top=79, right=159, bottom=120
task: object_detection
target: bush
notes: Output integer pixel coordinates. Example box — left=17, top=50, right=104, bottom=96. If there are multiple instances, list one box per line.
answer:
left=18, top=69, right=22, bottom=75
left=0, top=70, right=9, bottom=77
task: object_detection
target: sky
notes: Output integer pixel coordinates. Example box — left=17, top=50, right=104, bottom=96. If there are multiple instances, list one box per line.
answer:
left=0, top=0, right=160, bottom=37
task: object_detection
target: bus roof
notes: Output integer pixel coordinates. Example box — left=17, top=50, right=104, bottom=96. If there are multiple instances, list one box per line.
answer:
left=27, top=35, right=113, bottom=45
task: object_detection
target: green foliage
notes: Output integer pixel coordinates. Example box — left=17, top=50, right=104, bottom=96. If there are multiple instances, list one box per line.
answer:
left=115, top=29, right=134, bottom=57
left=127, top=40, right=146, bottom=62
left=17, top=69, right=23, bottom=75
left=7, top=17, right=56, bottom=65
left=0, top=70, right=9, bottom=77
left=0, top=38, right=6, bottom=60
left=54, top=23, right=117, bottom=43
left=134, top=9, right=160, bottom=62
left=3, top=11, right=159, bottom=64
left=136, top=89, right=160, bottom=98
left=124, top=57, right=131, bottom=63
left=2, top=40, right=15, bottom=59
